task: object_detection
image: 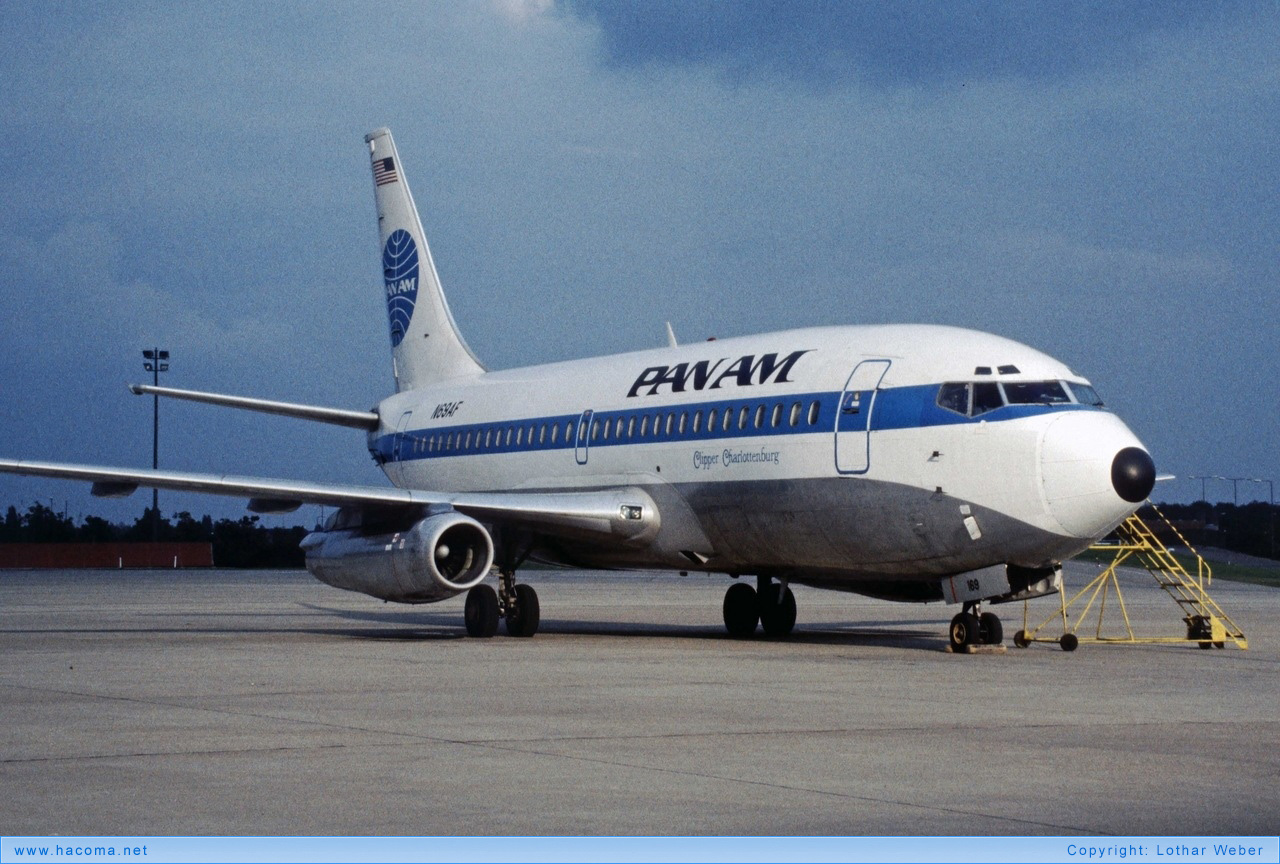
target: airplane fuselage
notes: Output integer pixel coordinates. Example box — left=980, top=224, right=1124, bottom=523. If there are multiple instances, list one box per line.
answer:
left=367, top=322, right=1146, bottom=601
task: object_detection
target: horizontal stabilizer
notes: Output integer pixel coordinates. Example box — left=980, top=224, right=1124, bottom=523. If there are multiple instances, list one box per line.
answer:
left=129, top=384, right=379, bottom=431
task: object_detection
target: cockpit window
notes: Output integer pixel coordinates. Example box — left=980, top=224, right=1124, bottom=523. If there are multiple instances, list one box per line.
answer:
left=1002, top=380, right=1071, bottom=405
left=938, top=378, right=1095, bottom=418
left=937, top=381, right=1005, bottom=417
left=972, top=382, right=1004, bottom=416
left=1067, top=381, right=1105, bottom=406
left=937, top=382, right=970, bottom=415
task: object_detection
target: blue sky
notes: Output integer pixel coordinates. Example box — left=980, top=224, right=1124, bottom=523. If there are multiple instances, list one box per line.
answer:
left=1, top=1, right=1277, bottom=525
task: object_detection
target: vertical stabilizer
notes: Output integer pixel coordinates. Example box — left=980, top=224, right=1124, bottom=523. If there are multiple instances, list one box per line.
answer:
left=366, top=128, right=485, bottom=391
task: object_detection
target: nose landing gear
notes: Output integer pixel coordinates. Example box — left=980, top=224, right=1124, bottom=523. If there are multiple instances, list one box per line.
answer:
left=949, top=602, right=1003, bottom=651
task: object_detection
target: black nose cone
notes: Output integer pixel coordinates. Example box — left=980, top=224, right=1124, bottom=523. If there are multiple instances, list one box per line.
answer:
left=1112, top=447, right=1156, bottom=503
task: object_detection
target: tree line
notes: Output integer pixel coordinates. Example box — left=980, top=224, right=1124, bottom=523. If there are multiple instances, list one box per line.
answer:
left=1138, top=502, right=1278, bottom=560
left=0, top=503, right=309, bottom=568
left=3, top=499, right=1277, bottom=568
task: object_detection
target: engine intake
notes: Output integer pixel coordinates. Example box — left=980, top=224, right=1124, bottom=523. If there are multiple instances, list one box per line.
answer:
left=301, top=510, right=494, bottom=603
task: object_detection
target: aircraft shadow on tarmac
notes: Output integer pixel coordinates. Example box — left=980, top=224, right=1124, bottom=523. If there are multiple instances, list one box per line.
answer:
left=300, top=603, right=947, bottom=650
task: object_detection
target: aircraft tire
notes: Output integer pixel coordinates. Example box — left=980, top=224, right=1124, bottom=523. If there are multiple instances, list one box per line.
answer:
left=980, top=612, right=1003, bottom=645
left=504, top=583, right=541, bottom=638
left=464, top=584, right=500, bottom=638
left=949, top=612, right=981, bottom=650
left=723, top=582, right=759, bottom=638
left=758, top=584, right=797, bottom=637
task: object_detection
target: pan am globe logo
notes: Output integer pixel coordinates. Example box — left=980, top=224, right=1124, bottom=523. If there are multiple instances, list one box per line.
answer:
left=382, top=229, right=419, bottom=348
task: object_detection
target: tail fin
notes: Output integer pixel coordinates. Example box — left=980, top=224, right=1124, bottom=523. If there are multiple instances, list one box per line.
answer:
left=366, top=128, right=485, bottom=391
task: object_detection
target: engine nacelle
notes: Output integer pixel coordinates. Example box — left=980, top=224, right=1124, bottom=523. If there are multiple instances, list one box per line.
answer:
left=301, top=510, right=494, bottom=603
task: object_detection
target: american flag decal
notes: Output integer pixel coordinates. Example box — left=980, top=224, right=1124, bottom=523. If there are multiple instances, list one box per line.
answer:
left=372, top=156, right=398, bottom=186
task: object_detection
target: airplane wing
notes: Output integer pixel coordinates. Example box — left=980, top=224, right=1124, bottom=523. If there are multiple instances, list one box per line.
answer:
left=0, top=458, right=659, bottom=546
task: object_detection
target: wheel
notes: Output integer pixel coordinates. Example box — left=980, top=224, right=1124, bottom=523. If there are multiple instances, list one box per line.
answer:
left=1188, top=615, right=1212, bottom=649
left=504, top=583, right=540, bottom=638
left=1060, top=633, right=1079, bottom=652
left=723, top=582, right=759, bottom=637
left=949, top=612, right=981, bottom=650
left=1013, top=629, right=1029, bottom=648
left=758, top=583, right=797, bottom=637
left=464, top=584, right=499, bottom=638
left=979, top=612, right=1003, bottom=645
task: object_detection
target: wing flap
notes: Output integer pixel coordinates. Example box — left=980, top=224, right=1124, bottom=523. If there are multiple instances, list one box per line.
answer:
left=91, top=480, right=139, bottom=498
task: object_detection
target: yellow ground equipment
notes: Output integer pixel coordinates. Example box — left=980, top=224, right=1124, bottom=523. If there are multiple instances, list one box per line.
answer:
left=1014, top=505, right=1248, bottom=651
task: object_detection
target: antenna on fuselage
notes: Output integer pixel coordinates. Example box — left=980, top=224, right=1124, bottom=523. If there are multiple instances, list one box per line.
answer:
left=665, top=322, right=678, bottom=348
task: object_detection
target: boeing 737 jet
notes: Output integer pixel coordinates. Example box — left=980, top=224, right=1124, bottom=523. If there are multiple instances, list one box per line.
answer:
left=0, top=128, right=1157, bottom=649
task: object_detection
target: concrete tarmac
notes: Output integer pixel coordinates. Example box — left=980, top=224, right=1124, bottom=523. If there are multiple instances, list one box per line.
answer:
left=1, top=563, right=1276, bottom=836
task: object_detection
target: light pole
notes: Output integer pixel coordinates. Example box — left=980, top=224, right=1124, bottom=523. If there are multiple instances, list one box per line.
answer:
left=1189, top=475, right=1211, bottom=504
left=1245, top=478, right=1275, bottom=559
left=142, top=348, right=169, bottom=541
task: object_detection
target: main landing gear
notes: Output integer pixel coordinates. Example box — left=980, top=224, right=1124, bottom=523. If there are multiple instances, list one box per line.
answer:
left=723, top=576, right=797, bottom=638
left=949, top=601, right=1003, bottom=651
left=464, top=569, right=540, bottom=638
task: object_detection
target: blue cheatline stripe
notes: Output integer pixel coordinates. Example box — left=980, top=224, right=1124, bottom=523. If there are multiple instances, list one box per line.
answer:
left=372, top=385, right=1100, bottom=465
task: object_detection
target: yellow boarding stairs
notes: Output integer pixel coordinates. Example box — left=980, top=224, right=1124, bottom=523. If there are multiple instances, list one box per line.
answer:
left=1014, top=504, right=1248, bottom=651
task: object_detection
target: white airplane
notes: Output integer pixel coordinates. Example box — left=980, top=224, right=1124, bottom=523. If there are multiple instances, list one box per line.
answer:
left=0, top=128, right=1157, bottom=649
